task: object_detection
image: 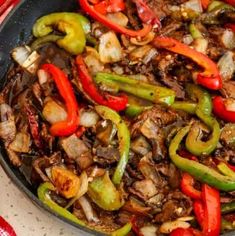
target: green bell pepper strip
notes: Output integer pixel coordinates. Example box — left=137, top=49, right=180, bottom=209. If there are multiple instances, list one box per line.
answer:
left=95, top=105, right=130, bottom=185
left=88, top=171, right=124, bottom=210
left=184, top=84, right=220, bottom=156
left=94, top=73, right=175, bottom=106
left=125, top=104, right=152, bottom=117
left=217, top=162, right=235, bottom=179
left=37, top=182, right=86, bottom=226
left=111, top=223, right=132, bottom=236
left=221, top=201, right=235, bottom=214
left=33, top=13, right=90, bottom=55
left=189, top=23, right=203, bottom=39
left=31, top=34, right=63, bottom=50
left=208, top=0, right=234, bottom=11
left=221, top=219, right=235, bottom=231
left=171, top=101, right=197, bottom=114
left=169, top=126, right=235, bottom=191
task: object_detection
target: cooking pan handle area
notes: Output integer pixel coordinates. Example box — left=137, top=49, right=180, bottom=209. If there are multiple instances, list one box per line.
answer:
left=0, top=0, right=20, bottom=24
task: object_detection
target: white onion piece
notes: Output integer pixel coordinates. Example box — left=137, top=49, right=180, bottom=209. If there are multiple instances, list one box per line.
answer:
left=106, top=12, right=128, bottom=27
left=42, top=98, right=68, bottom=124
left=12, top=46, right=31, bottom=65
left=160, top=220, right=190, bottom=234
left=183, top=34, right=194, bottom=45
left=218, top=51, right=235, bottom=81
left=183, top=0, right=203, bottom=12
left=78, top=196, right=99, bottom=223
left=9, top=132, right=31, bottom=153
left=66, top=171, right=89, bottom=209
left=142, top=48, right=158, bottom=64
left=99, top=31, right=123, bottom=63
left=225, top=98, right=235, bottom=112
left=140, top=225, right=158, bottom=236
left=221, top=30, right=235, bottom=49
left=130, top=32, right=155, bottom=46
left=38, top=69, right=50, bottom=85
left=193, top=38, right=208, bottom=54
left=80, top=109, right=99, bottom=127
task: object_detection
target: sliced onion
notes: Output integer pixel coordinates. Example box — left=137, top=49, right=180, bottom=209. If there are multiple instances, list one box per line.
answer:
left=221, top=30, right=235, bottom=49
left=160, top=220, right=190, bottom=234
left=140, top=225, right=158, bottom=236
left=129, top=45, right=152, bottom=63
left=12, top=46, right=40, bottom=74
left=183, top=34, right=194, bottom=45
left=12, top=46, right=31, bottom=65
left=98, top=31, right=123, bottom=63
left=37, top=69, right=50, bottom=85
left=42, top=97, right=68, bottom=124
left=218, top=51, right=235, bottom=81
left=142, top=48, right=158, bottom=64
left=9, top=132, right=31, bottom=153
left=106, top=12, right=128, bottom=27
left=192, top=38, right=208, bottom=54
left=182, top=0, right=203, bottom=13
left=80, top=109, right=99, bottom=127
left=66, top=171, right=89, bottom=209
left=78, top=196, right=99, bottom=223
left=224, top=98, right=235, bottom=112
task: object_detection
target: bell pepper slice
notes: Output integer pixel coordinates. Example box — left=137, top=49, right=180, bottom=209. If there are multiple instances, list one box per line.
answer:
left=95, top=105, right=130, bottom=185
left=202, top=184, right=221, bottom=236
left=94, top=72, right=175, bottom=105
left=76, top=56, right=128, bottom=111
left=152, top=37, right=222, bottom=90
left=38, top=182, right=86, bottom=226
left=33, top=13, right=89, bottom=55
left=133, top=0, right=161, bottom=28
left=41, top=64, right=79, bottom=137
left=94, top=0, right=125, bottom=15
left=169, top=126, right=235, bottom=191
left=217, top=162, right=235, bottom=178
left=88, top=171, right=124, bottom=210
left=213, top=96, right=235, bottom=123
left=0, top=216, right=17, bottom=236
left=79, top=0, right=152, bottom=37
left=193, top=201, right=204, bottom=228
left=201, top=0, right=211, bottom=9
left=170, top=228, right=202, bottom=236
left=181, top=173, right=202, bottom=200
left=223, top=0, right=235, bottom=6
left=111, top=222, right=132, bottom=236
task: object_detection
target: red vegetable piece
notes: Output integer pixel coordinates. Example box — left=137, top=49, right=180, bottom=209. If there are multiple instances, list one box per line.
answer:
left=79, top=0, right=152, bottom=37
left=170, top=228, right=195, bottom=236
left=201, top=0, right=211, bottom=9
left=181, top=173, right=202, bottom=200
left=202, top=184, right=221, bottom=236
left=213, top=96, right=235, bottom=123
left=76, top=55, right=128, bottom=111
left=193, top=201, right=204, bottom=228
left=152, top=36, right=222, bottom=90
left=41, top=64, right=79, bottom=137
left=222, top=0, right=235, bottom=6
left=0, top=216, right=17, bottom=236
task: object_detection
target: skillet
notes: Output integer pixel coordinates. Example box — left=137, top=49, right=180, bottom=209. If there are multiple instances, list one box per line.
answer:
left=0, top=0, right=234, bottom=235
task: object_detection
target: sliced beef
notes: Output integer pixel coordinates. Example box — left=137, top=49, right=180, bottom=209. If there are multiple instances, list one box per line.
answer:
left=221, top=81, right=235, bottom=99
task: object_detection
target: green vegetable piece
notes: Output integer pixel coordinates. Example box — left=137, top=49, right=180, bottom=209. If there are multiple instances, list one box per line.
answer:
left=171, top=101, right=197, bottom=114
left=189, top=23, right=203, bottom=39
left=218, top=162, right=235, bottom=179
left=95, top=105, right=130, bottom=185
left=95, top=73, right=175, bottom=106
left=88, top=172, right=124, bottom=211
left=222, top=201, right=235, bottom=214
left=111, top=223, right=132, bottom=236
left=33, top=13, right=90, bottom=55
left=38, top=182, right=86, bottom=226
left=169, top=126, right=235, bottom=191
left=31, top=34, right=63, bottom=50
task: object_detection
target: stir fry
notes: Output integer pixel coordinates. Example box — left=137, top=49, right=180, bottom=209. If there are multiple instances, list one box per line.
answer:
left=1, top=0, right=235, bottom=235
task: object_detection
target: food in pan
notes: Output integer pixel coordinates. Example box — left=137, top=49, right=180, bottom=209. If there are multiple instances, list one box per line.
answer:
left=1, top=0, right=235, bottom=235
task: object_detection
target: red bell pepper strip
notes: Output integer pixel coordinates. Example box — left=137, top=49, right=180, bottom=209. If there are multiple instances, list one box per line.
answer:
left=202, top=184, right=221, bottom=236
left=152, top=37, right=222, bottom=90
left=133, top=0, right=161, bottom=28
left=225, top=23, right=235, bottom=32
left=181, top=173, right=202, bottom=200
left=41, top=64, right=79, bottom=137
left=222, top=0, right=235, bottom=6
left=193, top=201, right=204, bottom=228
left=94, top=0, right=125, bottom=15
left=79, top=0, right=152, bottom=37
left=170, top=228, right=202, bottom=236
left=0, top=216, right=17, bottom=236
left=76, top=56, right=128, bottom=111
left=213, top=96, right=235, bottom=123
left=201, top=0, right=211, bottom=9
left=228, top=163, right=235, bottom=172
left=0, top=0, right=20, bottom=24
left=130, top=216, right=144, bottom=236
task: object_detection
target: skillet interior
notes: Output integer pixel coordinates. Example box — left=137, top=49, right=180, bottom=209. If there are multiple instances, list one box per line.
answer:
left=0, top=1, right=234, bottom=235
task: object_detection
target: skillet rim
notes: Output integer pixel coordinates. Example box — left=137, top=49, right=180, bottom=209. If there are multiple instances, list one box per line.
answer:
left=0, top=1, right=234, bottom=235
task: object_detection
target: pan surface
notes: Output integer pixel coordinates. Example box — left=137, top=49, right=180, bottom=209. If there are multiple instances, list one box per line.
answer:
left=0, top=1, right=234, bottom=235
